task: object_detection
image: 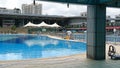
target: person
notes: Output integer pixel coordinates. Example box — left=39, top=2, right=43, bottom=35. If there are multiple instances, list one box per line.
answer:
left=108, top=45, right=120, bottom=60
left=67, top=31, right=72, bottom=36
left=64, top=35, right=70, bottom=40
left=64, top=31, right=73, bottom=40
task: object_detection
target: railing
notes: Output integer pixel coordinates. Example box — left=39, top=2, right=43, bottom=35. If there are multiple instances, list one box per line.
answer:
left=57, top=33, right=120, bottom=44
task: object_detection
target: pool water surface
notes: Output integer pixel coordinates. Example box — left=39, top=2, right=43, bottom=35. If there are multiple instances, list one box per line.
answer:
left=0, top=34, right=86, bottom=60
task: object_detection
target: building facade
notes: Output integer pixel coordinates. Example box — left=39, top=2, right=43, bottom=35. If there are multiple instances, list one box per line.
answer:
left=0, top=13, right=65, bottom=27
left=0, top=7, right=21, bottom=27
left=80, top=12, right=87, bottom=17
left=0, top=7, right=21, bottom=14
left=22, top=3, right=42, bottom=15
left=0, top=12, right=120, bottom=33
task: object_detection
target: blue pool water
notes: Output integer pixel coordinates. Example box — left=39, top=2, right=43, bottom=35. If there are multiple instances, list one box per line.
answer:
left=0, top=34, right=86, bottom=60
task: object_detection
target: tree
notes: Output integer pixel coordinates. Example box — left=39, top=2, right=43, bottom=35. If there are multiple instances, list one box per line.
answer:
left=11, top=25, right=16, bottom=31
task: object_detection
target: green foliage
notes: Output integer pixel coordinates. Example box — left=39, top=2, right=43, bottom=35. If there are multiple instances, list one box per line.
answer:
left=11, top=25, right=16, bottom=31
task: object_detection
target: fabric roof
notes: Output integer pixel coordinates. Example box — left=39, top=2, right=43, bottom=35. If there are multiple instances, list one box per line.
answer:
left=50, top=23, right=61, bottom=28
left=24, top=21, right=37, bottom=27
left=37, top=21, right=51, bottom=27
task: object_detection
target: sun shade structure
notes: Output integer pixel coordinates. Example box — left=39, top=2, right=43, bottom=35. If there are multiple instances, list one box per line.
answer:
left=50, top=23, right=61, bottom=28
left=24, top=21, right=37, bottom=27
left=24, top=21, right=61, bottom=28
left=37, top=21, right=51, bottom=27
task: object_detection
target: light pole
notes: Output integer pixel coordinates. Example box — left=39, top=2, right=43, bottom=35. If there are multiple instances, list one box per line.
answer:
left=84, top=30, right=87, bottom=43
left=113, top=28, right=117, bottom=45
left=111, top=20, right=116, bottom=45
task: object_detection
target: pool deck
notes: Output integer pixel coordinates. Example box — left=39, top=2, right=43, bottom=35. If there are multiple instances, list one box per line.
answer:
left=0, top=44, right=120, bottom=68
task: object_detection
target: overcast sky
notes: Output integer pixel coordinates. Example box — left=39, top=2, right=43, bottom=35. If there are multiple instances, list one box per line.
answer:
left=0, top=0, right=120, bottom=17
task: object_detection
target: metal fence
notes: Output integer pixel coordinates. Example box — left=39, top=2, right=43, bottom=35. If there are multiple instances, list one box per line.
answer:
left=57, top=33, right=120, bottom=44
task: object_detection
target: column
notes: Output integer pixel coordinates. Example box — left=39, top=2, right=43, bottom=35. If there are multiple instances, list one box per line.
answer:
left=22, top=19, right=25, bottom=26
left=87, top=5, right=106, bottom=60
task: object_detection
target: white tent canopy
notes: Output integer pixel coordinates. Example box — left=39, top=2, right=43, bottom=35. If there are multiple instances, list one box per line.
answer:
left=50, top=23, right=61, bottom=28
left=37, top=21, right=51, bottom=27
left=24, top=21, right=61, bottom=28
left=24, top=21, right=37, bottom=27
left=51, top=23, right=61, bottom=28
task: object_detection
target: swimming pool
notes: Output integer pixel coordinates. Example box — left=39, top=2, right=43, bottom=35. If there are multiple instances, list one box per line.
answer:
left=0, top=34, right=86, bottom=60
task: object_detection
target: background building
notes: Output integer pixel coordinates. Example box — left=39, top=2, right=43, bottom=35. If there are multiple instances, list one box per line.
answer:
left=80, top=12, right=87, bottom=17
left=0, top=8, right=120, bottom=34
left=0, top=7, right=21, bottom=27
left=22, top=0, right=42, bottom=15
left=0, top=7, right=21, bottom=14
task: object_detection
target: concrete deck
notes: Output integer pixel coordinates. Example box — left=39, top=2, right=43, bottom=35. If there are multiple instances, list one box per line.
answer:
left=0, top=44, right=120, bottom=68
